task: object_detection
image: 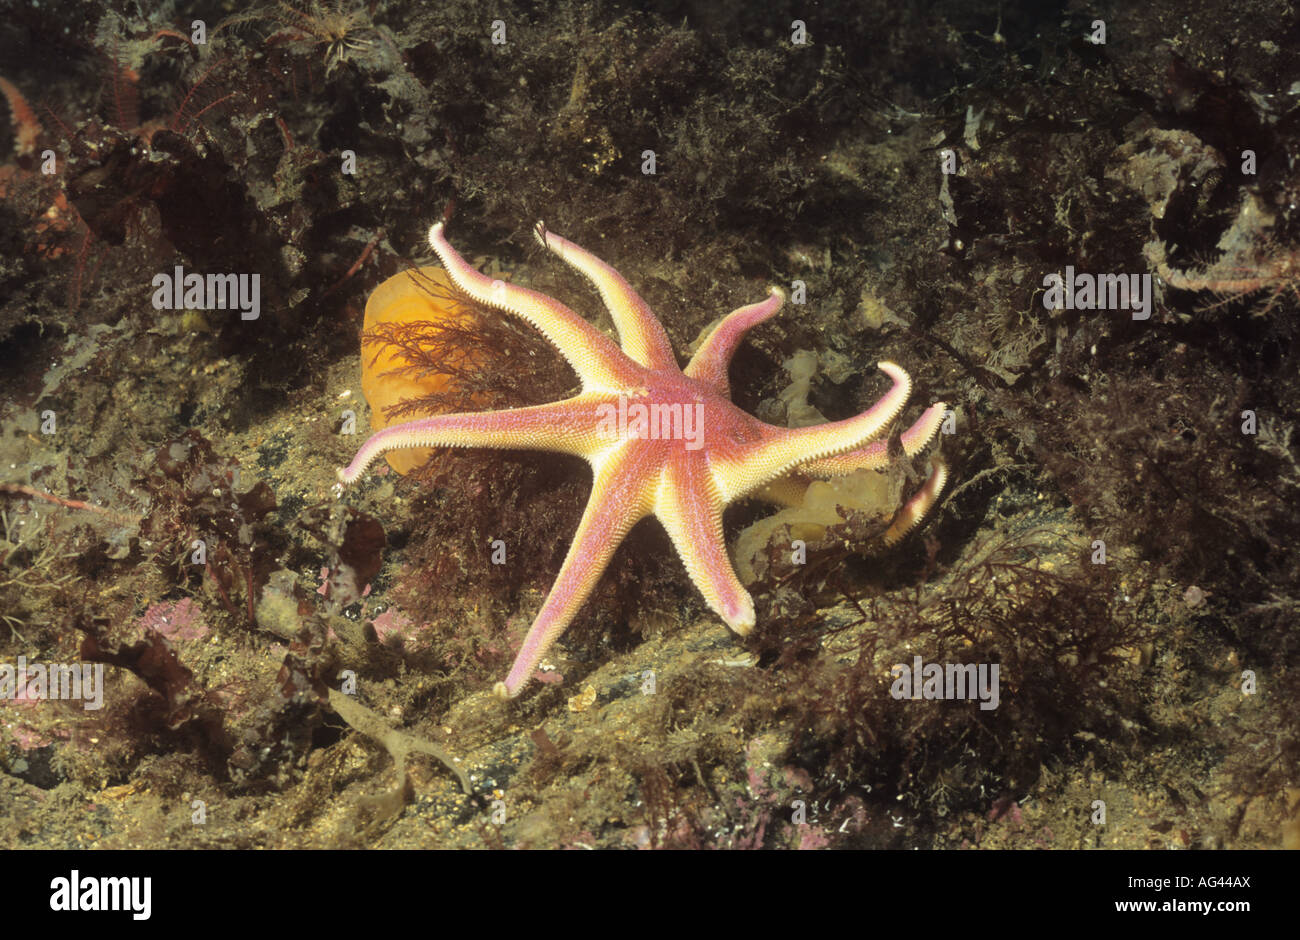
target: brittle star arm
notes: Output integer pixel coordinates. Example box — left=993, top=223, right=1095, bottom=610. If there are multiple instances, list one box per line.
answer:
left=495, top=445, right=654, bottom=698
left=429, top=223, right=637, bottom=391
left=337, top=394, right=614, bottom=484
left=683, top=287, right=786, bottom=394
left=533, top=222, right=678, bottom=372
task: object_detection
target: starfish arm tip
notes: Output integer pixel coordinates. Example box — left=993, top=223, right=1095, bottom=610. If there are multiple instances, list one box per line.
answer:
left=883, top=456, right=949, bottom=546
left=492, top=680, right=513, bottom=700
left=338, top=447, right=378, bottom=485
left=722, top=594, right=756, bottom=635
left=729, top=618, right=755, bottom=637
left=337, top=455, right=371, bottom=485
left=876, top=360, right=911, bottom=394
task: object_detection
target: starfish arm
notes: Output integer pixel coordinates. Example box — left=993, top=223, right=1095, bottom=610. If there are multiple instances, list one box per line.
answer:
left=496, top=446, right=656, bottom=698
left=795, top=402, right=947, bottom=477
left=752, top=402, right=946, bottom=507
left=428, top=223, right=635, bottom=390
left=337, top=394, right=614, bottom=484
left=533, top=222, right=678, bottom=371
left=686, top=284, right=785, bottom=392
left=683, top=287, right=786, bottom=393
left=655, top=460, right=755, bottom=635
left=711, top=362, right=912, bottom=502
left=882, top=456, right=948, bottom=545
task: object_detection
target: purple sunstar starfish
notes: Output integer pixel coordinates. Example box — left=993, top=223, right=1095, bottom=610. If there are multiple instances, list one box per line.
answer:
left=340, top=222, right=948, bottom=698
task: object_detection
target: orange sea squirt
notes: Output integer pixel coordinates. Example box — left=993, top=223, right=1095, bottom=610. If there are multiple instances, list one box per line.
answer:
left=360, top=267, right=485, bottom=475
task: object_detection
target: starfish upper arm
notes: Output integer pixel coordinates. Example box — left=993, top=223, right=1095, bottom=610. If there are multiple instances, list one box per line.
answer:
left=684, top=287, right=786, bottom=393
left=429, top=223, right=634, bottom=391
left=533, top=222, right=679, bottom=372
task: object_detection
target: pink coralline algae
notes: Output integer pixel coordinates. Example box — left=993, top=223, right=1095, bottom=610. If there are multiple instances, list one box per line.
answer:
left=1, top=677, right=64, bottom=750
left=137, top=598, right=209, bottom=643
left=370, top=608, right=418, bottom=646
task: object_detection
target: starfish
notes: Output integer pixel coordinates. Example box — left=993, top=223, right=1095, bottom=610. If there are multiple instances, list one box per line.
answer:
left=339, top=222, right=948, bottom=698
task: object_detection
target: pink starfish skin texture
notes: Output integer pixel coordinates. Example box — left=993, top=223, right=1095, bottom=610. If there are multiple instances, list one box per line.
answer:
left=340, top=221, right=948, bottom=698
